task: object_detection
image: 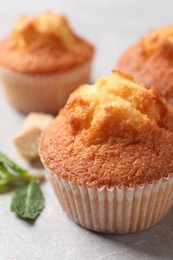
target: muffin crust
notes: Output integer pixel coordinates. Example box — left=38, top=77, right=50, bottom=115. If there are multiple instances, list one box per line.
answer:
left=39, top=72, right=173, bottom=188
left=0, top=12, right=94, bottom=74
left=118, top=25, right=173, bottom=100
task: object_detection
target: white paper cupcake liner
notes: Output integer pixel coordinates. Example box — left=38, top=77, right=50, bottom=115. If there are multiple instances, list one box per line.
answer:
left=0, top=61, right=92, bottom=114
left=47, top=170, right=173, bottom=234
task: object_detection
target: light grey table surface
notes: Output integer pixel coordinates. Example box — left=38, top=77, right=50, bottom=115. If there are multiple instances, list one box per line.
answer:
left=1, top=1, right=173, bottom=259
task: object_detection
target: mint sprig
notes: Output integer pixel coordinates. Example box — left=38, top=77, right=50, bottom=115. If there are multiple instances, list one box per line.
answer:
left=0, top=152, right=45, bottom=220
left=0, top=152, right=44, bottom=193
left=11, top=180, right=45, bottom=220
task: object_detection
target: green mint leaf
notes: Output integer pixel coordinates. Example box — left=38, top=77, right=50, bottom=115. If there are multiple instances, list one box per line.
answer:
left=0, top=152, right=28, bottom=176
left=0, top=152, right=44, bottom=194
left=11, top=180, right=45, bottom=220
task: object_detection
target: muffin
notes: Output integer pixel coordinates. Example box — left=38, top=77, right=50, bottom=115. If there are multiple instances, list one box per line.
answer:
left=0, top=11, right=94, bottom=114
left=117, top=24, right=173, bottom=104
left=39, top=71, right=173, bottom=234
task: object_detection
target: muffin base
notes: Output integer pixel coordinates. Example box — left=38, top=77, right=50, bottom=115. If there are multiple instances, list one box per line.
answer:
left=0, top=61, right=92, bottom=114
left=47, top=170, right=173, bottom=234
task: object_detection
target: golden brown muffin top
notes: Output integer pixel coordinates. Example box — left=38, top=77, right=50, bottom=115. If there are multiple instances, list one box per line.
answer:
left=143, top=25, right=173, bottom=56
left=39, top=71, right=173, bottom=188
left=117, top=25, right=173, bottom=100
left=0, top=12, right=94, bottom=74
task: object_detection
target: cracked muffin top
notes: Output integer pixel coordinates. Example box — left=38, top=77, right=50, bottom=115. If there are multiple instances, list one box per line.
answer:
left=118, top=24, right=173, bottom=102
left=0, top=11, right=94, bottom=74
left=143, top=25, right=173, bottom=56
left=39, top=71, right=173, bottom=188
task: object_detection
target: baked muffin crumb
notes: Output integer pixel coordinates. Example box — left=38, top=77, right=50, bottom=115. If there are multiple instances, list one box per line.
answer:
left=118, top=24, right=173, bottom=101
left=40, top=71, right=173, bottom=188
left=0, top=11, right=94, bottom=74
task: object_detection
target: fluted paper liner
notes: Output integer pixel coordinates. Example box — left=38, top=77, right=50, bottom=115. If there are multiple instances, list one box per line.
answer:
left=0, top=61, right=92, bottom=114
left=47, top=170, right=173, bottom=234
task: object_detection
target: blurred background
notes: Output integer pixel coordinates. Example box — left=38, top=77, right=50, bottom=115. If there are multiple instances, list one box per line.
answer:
left=0, top=0, right=173, bottom=80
